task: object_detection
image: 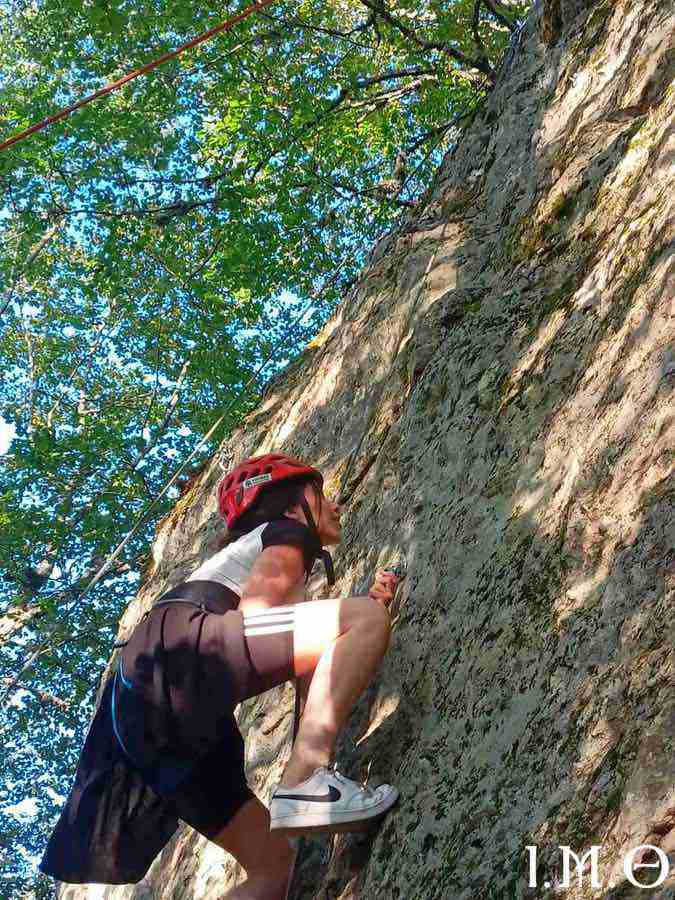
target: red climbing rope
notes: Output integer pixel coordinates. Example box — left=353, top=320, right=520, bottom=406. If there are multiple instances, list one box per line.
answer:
left=0, top=0, right=278, bottom=153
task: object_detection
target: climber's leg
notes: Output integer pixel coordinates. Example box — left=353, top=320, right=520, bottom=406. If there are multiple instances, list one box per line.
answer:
left=209, top=795, right=296, bottom=900
left=279, top=594, right=391, bottom=787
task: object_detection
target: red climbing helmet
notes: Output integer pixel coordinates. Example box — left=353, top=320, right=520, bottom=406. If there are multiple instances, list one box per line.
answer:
left=218, top=453, right=323, bottom=529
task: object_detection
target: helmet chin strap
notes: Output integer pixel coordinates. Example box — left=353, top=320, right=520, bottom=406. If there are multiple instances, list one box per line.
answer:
left=299, top=496, right=336, bottom=587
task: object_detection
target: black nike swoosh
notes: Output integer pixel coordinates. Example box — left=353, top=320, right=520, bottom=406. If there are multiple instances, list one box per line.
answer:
left=274, top=785, right=341, bottom=803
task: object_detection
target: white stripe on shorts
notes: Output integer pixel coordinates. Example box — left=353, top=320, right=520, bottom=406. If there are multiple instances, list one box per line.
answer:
left=242, top=605, right=295, bottom=637
left=243, top=623, right=296, bottom=637
left=243, top=606, right=296, bottom=619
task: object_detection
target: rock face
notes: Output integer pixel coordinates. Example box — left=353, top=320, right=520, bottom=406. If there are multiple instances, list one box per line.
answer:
left=59, top=1, right=673, bottom=898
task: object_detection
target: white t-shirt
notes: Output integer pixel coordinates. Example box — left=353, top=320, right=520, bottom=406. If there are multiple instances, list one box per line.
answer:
left=187, top=516, right=322, bottom=597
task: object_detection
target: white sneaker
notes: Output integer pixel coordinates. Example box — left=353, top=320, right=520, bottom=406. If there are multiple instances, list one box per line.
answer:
left=269, top=763, right=399, bottom=835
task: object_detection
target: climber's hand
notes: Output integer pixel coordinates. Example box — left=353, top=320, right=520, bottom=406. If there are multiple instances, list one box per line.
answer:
left=368, top=570, right=400, bottom=608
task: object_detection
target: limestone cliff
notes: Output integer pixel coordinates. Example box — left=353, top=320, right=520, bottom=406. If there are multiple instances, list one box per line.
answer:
left=59, top=0, right=673, bottom=897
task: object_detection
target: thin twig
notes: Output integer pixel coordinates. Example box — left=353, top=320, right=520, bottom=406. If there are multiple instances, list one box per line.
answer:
left=1, top=678, right=69, bottom=711
left=0, top=221, right=61, bottom=318
left=357, top=0, right=495, bottom=81
left=46, top=316, right=111, bottom=430
left=126, top=359, right=191, bottom=472
left=484, top=0, right=517, bottom=33
left=472, top=0, right=490, bottom=65
left=406, top=104, right=478, bottom=153
left=256, top=8, right=376, bottom=51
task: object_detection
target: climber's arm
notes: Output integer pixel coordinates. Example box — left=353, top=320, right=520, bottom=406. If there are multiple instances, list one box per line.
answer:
left=239, top=544, right=306, bottom=615
left=239, top=519, right=320, bottom=615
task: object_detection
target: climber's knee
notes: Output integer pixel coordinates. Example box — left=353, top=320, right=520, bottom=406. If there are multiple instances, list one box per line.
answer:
left=293, top=594, right=390, bottom=678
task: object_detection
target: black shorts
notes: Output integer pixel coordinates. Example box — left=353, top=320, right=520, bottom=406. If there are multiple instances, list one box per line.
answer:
left=113, top=583, right=300, bottom=840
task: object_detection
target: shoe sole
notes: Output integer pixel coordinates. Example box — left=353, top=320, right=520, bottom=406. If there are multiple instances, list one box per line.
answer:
left=269, top=790, right=399, bottom=836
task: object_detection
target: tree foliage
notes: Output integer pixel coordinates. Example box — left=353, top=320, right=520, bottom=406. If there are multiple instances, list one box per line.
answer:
left=0, top=0, right=528, bottom=893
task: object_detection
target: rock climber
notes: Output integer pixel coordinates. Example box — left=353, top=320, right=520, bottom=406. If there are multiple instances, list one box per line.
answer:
left=40, top=453, right=400, bottom=898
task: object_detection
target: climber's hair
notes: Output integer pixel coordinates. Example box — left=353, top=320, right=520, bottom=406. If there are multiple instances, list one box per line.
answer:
left=217, top=474, right=323, bottom=548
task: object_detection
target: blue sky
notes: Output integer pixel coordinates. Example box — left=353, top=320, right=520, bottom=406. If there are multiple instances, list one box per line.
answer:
left=0, top=417, right=16, bottom=454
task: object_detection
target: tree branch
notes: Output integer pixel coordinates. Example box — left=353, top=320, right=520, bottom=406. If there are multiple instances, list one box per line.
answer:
left=0, top=221, right=62, bottom=318
left=472, top=0, right=491, bottom=65
left=0, top=604, right=42, bottom=644
left=127, top=359, right=190, bottom=473
left=357, top=0, right=495, bottom=84
left=139, top=317, right=165, bottom=436
left=188, top=232, right=227, bottom=280
left=256, top=8, right=377, bottom=51
left=20, top=307, right=37, bottom=436
left=247, top=67, right=439, bottom=186
left=483, top=0, right=518, bottom=33
left=354, top=65, right=438, bottom=89
left=46, top=315, right=112, bottom=431
left=1, top=678, right=69, bottom=711
left=0, top=550, right=145, bottom=660
left=290, top=173, right=416, bottom=208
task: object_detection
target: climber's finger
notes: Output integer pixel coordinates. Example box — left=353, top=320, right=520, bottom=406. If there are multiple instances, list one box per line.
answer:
left=373, top=569, right=399, bottom=587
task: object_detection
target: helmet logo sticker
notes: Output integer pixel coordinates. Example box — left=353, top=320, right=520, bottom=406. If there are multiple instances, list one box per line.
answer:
left=243, top=473, right=273, bottom=488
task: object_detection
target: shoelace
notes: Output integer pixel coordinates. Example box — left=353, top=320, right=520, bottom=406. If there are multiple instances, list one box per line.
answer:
left=330, top=763, right=375, bottom=797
